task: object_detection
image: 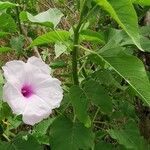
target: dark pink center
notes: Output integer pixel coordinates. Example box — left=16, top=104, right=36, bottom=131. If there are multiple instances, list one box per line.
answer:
left=21, top=84, right=34, bottom=98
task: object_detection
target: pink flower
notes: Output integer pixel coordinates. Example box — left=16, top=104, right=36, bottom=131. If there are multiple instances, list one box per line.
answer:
left=2, top=56, right=63, bottom=125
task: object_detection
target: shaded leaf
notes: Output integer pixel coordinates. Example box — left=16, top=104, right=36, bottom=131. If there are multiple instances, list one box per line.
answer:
left=108, top=121, right=149, bottom=150
left=94, top=46, right=150, bottom=105
left=0, top=13, right=17, bottom=33
left=50, top=117, right=95, bottom=150
left=84, top=79, right=112, bottom=113
left=69, top=85, right=91, bottom=127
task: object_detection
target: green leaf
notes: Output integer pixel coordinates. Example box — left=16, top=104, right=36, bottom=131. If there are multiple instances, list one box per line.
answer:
left=49, top=117, right=95, bottom=150
left=50, top=60, right=67, bottom=69
left=30, top=30, right=70, bottom=47
left=20, top=8, right=63, bottom=28
left=95, top=0, right=142, bottom=50
left=80, top=29, right=105, bottom=44
left=0, top=31, right=9, bottom=38
left=140, top=36, right=150, bottom=52
left=91, top=69, right=122, bottom=88
left=108, top=121, right=149, bottom=150
left=13, top=134, right=43, bottom=150
left=0, top=142, right=15, bottom=150
left=33, top=118, right=55, bottom=145
left=132, top=0, right=150, bottom=5
left=95, top=141, right=116, bottom=150
left=95, top=46, right=150, bottom=106
left=0, top=13, right=17, bottom=33
left=84, top=79, right=112, bottom=113
left=0, top=103, right=12, bottom=120
left=34, top=118, right=55, bottom=136
left=69, top=85, right=91, bottom=127
left=54, top=42, right=67, bottom=58
left=0, top=1, right=18, bottom=12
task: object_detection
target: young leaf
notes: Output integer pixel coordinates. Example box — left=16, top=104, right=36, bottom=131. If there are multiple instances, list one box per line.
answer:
left=30, top=30, right=70, bottom=47
left=95, top=0, right=142, bottom=50
left=69, top=85, right=91, bottom=127
left=20, top=8, right=63, bottom=28
left=49, top=117, right=95, bottom=150
left=84, top=79, right=113, bottom=114
left=54, top=42, right=67, bottom=58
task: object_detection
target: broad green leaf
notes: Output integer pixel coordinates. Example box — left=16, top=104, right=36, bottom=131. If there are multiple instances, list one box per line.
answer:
left=0, top=1, right=18, bottom=12
left=132, top=0, right=150, bottom=5
left=13, top=134, right=43, bottom=150
left=84, top=79, right=112, bottom=113
left=95, top=141, right=116, bottom=150
left=140, top=25, right=150, bottom=36
left=33, top=118, right=55, bottom=145
left=140, top=36, right=150, bottom=52
left=49, top=117, right=95, bottom=150
left=34, top=118, right=55, bottom=136
left=80, top=29, right=105, bottom=44
left=20, top=8, right=63, bottom=28
left=101, top=28, right=150, bottom=52
left=0, top=142, right=15, bottom=150
left=0, top=103, right=12, bottom=120
left=91, top=69, right=122, bottom=88
left=30, top=30, right=70, bottom=47
left=69, top=85, right=91, bottom=127
left=0, top=13, right=17, bottom=33
left=95, top=0, right=142, bottom=50
left=108, top=121, right=149, bottom=149
left=95, top=46, right=150, bottom=106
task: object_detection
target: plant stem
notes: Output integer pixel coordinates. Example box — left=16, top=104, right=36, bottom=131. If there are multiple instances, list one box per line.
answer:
left=71, top=0, right=86, bottom=85
left=71, top=22, right=82, bottom=85
left=15, top=0, right=22, bottom=34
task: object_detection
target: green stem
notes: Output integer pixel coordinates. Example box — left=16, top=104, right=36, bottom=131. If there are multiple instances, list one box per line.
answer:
left=71, top=22, right=82, bottom=85
left=15, top=0, right=22, bottom=34
left=71, top=0, right=87, bottom=85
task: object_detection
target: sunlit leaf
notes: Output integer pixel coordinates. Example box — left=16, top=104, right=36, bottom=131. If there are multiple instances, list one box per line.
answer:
left=95, top=0, right=142, bottom=50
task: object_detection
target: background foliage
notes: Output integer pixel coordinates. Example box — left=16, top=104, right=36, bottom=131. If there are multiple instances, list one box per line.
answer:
left=0, top=0, right=150, bottom=149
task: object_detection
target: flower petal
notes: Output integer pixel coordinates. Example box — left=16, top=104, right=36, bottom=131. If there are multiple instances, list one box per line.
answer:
left=3, top=82, right=27, bottom=114
left=27, top=56, right=51, bottom=74
left=2, top=60, right=25, bottom=83
left=35, top=78, right=63, bottom=109
left=22, top=94, right=52, bottom=125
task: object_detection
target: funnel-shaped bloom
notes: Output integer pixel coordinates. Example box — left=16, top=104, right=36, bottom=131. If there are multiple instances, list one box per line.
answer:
left=2, top=56, right=63, bottom=125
